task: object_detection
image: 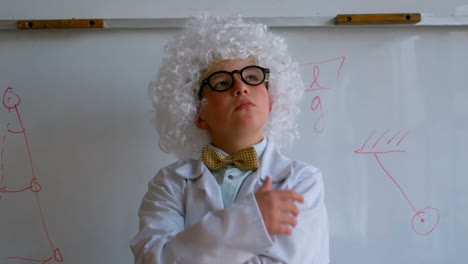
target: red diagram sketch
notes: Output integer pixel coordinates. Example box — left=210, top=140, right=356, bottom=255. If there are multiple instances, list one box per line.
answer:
left=355, top=129, right=440, bottom=236
left=302, top=56, right=346, bottom=134
left=0, top=87, right=63, bottom=263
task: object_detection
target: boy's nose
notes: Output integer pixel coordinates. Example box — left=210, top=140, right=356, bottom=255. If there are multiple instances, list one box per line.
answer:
left=232, top=74, right=249, bottom=96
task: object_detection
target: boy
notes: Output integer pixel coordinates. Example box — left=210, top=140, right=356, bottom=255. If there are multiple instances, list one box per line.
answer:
left=130, top=15, right=329, bottom=264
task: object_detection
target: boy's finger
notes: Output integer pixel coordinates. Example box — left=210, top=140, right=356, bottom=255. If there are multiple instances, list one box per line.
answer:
left=281, top=202, right=300, bottom=216
left=257, top=176, right=272, bottom=192
left=272, top=225, right=293, bottom=235
left=280, top=214, right=298, bottom=227
left=277, top=190, right=304, bottom=203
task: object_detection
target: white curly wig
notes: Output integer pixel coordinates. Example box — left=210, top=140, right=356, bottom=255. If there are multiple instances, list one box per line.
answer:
left=150, top=15, right=305, bottom=159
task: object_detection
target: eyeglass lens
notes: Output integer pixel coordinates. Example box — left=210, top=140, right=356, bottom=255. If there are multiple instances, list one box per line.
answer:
left=209, top=66, right=265, bottom=91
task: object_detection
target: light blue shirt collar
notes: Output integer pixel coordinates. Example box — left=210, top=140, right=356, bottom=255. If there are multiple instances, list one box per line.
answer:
left=207, top=137, right=268, bottom=207
left=208, top=137, right=267, bottom=160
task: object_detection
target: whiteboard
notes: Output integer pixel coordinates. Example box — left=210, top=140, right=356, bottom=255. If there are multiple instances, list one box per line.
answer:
left=0, top=26, right=467, bottom=263
left=1, top=0, right=468, bottom=20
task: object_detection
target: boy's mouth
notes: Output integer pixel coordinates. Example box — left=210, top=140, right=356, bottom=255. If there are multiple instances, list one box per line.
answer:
left=234, top=100, right=255, bottom=111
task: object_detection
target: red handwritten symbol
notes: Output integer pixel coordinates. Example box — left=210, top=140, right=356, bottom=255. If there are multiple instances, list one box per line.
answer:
left=303, top=56, right=346, bottom=133
left=1, top=135, right=5, bottom=183
left=0, top=178, right=42, bottom=193
left=1, top=87, right=63, bottom=263
left=355, top=129, right=440, bottom=236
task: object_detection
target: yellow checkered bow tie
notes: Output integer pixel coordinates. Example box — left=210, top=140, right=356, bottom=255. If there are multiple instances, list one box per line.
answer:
left=202, top=146, right=259, bottom=171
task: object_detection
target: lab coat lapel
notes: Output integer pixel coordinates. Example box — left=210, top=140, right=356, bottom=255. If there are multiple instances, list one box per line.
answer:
left=237, top=140, right=292, bottom=197
left=178, top=160, right=224, bottom=228
left=175, top=160, right=224, bottom=209
left=194, top=164, right=224, bottom=209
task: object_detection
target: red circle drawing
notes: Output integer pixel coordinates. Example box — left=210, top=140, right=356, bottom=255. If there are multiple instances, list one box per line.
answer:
left=411, top=207, right=440, bottom=236
left=3, top=87, right=21, bottom=110
left=54, top=248, right=64, bottom=262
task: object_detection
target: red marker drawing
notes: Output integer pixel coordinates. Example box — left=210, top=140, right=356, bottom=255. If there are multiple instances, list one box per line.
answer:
left=1, top=87, right=63, bottom=263
left=355, top=129, right=440, bottom=236
left=303, top=56, right=346, bottom=133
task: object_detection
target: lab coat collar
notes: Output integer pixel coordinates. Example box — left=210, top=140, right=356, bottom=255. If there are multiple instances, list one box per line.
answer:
left=258, top=139, right=292, bottom=184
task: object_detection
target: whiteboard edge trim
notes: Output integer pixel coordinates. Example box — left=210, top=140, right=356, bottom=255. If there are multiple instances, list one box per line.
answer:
left=1, top=16, right=468, bottom=30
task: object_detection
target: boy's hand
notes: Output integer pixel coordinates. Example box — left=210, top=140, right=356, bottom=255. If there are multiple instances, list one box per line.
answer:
left=254, top=176, right=304, bottom=235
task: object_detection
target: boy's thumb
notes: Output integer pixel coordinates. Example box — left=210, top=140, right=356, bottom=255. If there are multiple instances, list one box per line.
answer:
left=257, top=176, right=272, bottom=192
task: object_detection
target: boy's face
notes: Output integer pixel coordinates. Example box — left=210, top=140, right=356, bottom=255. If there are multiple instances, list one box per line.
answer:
left=195, top=59, right=271, bottom=144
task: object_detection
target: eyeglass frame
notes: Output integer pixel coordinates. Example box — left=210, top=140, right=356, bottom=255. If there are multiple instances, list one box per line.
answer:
left=197, top=65, right=270, bottom=100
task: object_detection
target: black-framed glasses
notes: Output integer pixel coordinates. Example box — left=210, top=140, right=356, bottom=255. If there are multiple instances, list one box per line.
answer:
left=198, top=65, right=270, bottom=100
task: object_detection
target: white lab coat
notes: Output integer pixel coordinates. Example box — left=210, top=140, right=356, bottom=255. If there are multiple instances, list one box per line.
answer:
left=130, top=140, right=329, bottom=264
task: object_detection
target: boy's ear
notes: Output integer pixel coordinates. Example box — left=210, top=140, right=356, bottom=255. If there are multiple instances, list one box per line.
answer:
left=195, top=113, right=209, bottom=130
